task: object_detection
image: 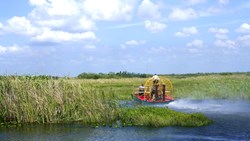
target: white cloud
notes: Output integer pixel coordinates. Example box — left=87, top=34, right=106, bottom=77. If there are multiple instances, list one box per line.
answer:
left=30, top=15, right=97, bottom=32
left=20, top=0, right=100, bottom=44
left=77, top=16, right=97, bottom=31
left=0, top=46, right=7, bottom=54
left=144, top=20, right=166, bottom=33
left=209, top=27, right=229, bottom=39
left=29, top=0, right=79, bottom=17
left=125, top=40, right=146, bottom=46
left=214, top=39, right=236, bottom=49
left=29, top=0, right=136, bottom=25
left=187, top=39, right=203, bottom=48
left=32, top=28, right=96, bottom=43
left=237, top=35, right=250, bottom=47
left=121, top=40, right=146, bottom=49
left=209, top=28, right=236, bottom=49
left=30, top=0, right=80, bottom=15
left=29, top=0, right=48, bottom=6
left=50, top=0, right=79, bottom=16
left=1, top=11, right=98, bottom=45
left=236, top=23, right=250, bottom=33
left=28, top=8, right=66, bottom=29
left=169, top=8, right=198, bottom=21
left=186, top=39, right=204, bottom=54
left=0, top=44, right=26, bottom=54
left=175, top=27, right=198, bottom=37
left=35, top=19, right=66, bottom=28
left=208, top=27, right=228, bottom=34
left=28, top=0, right=90, bottom=31
left=137, top=0, right=161, bottom=19
left=82, top=0, right=135, bottom=21
left=4, top=16, right=39, bottom=35
left=125, top=40, right=138, bottom=45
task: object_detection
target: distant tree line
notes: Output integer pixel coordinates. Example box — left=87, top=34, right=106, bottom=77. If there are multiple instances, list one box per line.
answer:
left=0, top=72, right=150, bottom=80
left=165, top=72, right=250, bottom=78
left=1, top=72, right=249, bottom=80
left=77, top=71, right=151, bottom=79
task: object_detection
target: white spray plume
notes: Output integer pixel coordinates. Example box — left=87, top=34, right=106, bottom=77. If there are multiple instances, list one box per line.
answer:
left=167, top=99, right=250, bottom=115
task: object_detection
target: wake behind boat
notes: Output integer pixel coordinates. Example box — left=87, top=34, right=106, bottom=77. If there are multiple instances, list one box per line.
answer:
left=131, top=75, right=174, bottom=104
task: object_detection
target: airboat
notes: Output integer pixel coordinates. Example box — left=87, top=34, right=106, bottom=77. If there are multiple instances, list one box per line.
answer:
left=131, top=76, right=174, bottom=104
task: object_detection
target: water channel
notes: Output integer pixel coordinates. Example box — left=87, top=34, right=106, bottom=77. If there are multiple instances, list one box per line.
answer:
left=1, top=99, right=250, bottom=141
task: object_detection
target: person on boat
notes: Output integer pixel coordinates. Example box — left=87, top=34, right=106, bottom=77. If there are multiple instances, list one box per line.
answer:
left=152, top=74, right=160, bottom=84
left=138, top=84, right=144, bottom=95
left=151, top=74, right=160, bottom=101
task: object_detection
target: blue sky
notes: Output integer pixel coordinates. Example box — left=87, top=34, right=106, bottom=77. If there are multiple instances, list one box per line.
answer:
left=0, top=0, right=250, bottom=76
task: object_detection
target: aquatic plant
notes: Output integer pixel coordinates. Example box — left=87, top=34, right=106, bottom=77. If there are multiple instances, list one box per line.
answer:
left=0, top=76, right=212, bottom=127
left=0, top=77, right=119, bottom=126
left=1, top=72, right=249, bottom=127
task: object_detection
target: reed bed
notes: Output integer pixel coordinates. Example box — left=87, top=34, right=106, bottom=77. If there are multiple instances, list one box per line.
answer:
left=0, top=77, right=120, bottom=126
left=0, top=76, right=211, bottom=127
left=172, top=74, right=250, bottom=100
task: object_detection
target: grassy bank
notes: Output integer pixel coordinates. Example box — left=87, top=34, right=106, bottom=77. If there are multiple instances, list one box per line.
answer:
left=120, top=107, right=211, bottom=127
left=0, top=76, right=211, bottom=127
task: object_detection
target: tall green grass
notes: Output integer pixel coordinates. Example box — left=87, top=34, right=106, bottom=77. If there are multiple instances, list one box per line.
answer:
left=0, top=77, right=120, bottom=126
left=0, top=76, right=211, bottom=127
left=172, top=74, right=250, bottom=99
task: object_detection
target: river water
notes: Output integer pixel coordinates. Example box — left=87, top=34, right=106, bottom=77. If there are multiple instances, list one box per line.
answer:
left=1, top=99, right=250, bottom=141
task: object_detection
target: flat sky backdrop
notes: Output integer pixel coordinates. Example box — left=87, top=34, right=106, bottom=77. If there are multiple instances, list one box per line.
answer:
left=0, top=0, right=250, bottom=76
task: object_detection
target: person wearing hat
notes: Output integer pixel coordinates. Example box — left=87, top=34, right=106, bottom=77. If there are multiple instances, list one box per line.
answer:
left=151, top=74, right=160, bottom=101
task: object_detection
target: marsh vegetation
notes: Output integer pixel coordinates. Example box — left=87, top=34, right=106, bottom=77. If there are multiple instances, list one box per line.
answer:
left=1, top=72, right=249, bottom=127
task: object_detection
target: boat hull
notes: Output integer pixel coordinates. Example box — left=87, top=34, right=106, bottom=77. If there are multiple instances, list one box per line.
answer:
left=131, top=94, right=174, bottom=104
